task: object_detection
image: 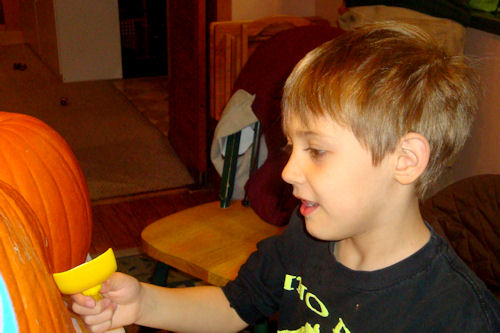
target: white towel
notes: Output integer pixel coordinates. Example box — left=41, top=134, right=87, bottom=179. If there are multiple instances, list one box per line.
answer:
left=210, top=89, right=268, bottom=199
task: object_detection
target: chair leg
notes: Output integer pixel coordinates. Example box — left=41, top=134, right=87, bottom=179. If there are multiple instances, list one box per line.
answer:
left=243, top=121, right=261, bottom=207
left=151, top=261, right=170, bottom=287
left=220, top=132, right=241, bottom=208
left=252, top=319, right=269, bottom=333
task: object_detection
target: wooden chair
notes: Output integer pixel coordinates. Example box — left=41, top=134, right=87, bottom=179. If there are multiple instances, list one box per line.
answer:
left=141, top=16, right=329, bottom=330
left=210, top=15, right=329, bottom=208
left=142, top=15, right=328, bottom=286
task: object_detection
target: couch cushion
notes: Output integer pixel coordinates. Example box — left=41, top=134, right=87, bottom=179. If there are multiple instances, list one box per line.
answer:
left=420, top=174, right=500, bottom=296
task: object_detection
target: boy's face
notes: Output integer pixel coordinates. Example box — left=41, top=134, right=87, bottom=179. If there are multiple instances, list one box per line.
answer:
left=282, top=114, right=397, bottom=241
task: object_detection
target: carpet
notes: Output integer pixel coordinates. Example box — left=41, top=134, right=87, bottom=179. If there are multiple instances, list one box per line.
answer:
left=116, top=252, right=203, bottom=287
left=112, top=77, right=170, bottom=137
left=115, top=252, right=203, bottom=333
left=0, top=44, right=194, bottom=200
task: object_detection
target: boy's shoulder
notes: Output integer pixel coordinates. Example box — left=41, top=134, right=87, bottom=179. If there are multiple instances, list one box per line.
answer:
left=379, top=231, right=500, bottom=331
left=433, top=239, right=500, bottom=325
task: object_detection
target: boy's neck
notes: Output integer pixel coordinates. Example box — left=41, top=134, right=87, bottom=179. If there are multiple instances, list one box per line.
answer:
left=333, top=199, right=430, bottom=272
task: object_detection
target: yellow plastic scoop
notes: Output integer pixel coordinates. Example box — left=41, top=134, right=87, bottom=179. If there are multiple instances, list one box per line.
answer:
left=53, top=248, right=117, bottom=300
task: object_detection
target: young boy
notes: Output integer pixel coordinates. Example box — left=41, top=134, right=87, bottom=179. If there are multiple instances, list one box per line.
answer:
left=71, top=22, right=500, bottom=332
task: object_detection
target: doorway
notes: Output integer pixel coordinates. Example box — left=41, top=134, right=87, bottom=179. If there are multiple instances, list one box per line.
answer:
left=0, top=2, right=4, bottom=25
left=118, top=0, right=167, bottom=78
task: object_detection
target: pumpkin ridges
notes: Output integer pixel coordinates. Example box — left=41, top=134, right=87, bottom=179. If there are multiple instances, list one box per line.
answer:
left=1, top=226, right=74, bottom=333
left=25, top=125, right=92, bottom=270
left=13, top=131, right=77, bottom=269
left=6, top=119, right=91, bottom=205
left=24, top=123, right=92, bottom=268
left=0, top=112, right=92, bottom=273
left=0, top=181, right=75, bottom=332
left=0, top=178, right=50, bottom=261
left=0, top=131, right=71, bottom=271
left=1, top=185, right=75, bottom=331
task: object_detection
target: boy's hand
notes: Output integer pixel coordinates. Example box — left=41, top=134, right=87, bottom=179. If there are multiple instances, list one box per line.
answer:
left=70, top=272, right=143, bottom=333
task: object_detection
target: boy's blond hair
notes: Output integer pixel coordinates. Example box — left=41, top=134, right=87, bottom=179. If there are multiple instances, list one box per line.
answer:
left=282, top=21, right=480, bottom=198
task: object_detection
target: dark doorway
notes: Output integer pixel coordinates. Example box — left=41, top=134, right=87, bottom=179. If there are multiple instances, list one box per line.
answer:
left=118, top=0, right=167, bottom=78
left=0, top=2, right=4, bottom=25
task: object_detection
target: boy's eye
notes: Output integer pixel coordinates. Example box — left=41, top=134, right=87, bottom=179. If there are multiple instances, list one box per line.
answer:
left=305, top=148, right=326, bottom=159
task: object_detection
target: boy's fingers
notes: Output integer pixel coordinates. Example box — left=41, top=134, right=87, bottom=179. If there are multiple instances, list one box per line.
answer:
left=71, top=293, right=96, bottom=308
left=87, top=321, right=113, bottom=333
left=81, top=301, right=114, bottom=326
left=72, top=297, right=112, bottom=316
left=76, top=299, right=116, bottom=333
left=84, top=316, right=114, bottom=333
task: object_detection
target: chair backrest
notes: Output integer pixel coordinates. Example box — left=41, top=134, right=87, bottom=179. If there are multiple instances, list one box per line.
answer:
left=209, top=16, right=330, bottom=120
left=209, top=17, right=341, bottom=223
left=209, top=16, right=331, bottom=208
left=216, top=24, right=344, bottom=225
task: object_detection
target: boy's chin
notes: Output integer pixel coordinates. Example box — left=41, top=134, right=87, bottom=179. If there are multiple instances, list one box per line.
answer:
left=303, top=218, right=338, bottom=241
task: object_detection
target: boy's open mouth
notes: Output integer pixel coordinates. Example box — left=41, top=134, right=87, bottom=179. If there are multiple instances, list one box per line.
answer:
left=300, top=199, right=319, bottom=216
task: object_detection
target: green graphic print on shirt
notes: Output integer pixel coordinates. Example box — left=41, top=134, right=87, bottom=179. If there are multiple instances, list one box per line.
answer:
left=278, top=274, right=351, bottom=333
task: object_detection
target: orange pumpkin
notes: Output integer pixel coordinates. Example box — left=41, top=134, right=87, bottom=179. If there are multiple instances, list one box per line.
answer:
left=0, top=180, right=76, bottom=332
left=0, top=112, right=92, bottom=273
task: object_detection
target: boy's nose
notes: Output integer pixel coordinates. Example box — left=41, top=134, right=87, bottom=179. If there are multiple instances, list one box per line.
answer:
left=281, top=154, right=303, bottom=185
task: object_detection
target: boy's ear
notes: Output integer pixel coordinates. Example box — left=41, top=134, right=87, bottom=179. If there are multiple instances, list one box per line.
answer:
left=393, top=132, right=430, bottom=185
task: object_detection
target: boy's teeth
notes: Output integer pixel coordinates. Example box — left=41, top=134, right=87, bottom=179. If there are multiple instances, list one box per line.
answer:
left=304, top=201, right=316, bottom=207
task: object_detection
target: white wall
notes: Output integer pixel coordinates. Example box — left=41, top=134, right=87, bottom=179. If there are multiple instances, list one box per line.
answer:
left=232, top=0, right=315, bottom=20
left=54, top=0, right=122, bottom=82
left=315, top=0, right=343, bottom=26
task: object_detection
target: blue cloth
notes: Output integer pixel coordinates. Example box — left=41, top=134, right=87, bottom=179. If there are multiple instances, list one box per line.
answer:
left=0, top=273, right=18, bottom=333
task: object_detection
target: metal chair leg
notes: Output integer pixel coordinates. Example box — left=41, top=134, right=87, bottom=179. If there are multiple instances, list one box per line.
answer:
left=243, top=122, right=261, bottom=207
left=252, top=319, right=269, bottom=333
left=151, top=261, right=170, bottom=287
left=220, top=132, right=241, bottom=208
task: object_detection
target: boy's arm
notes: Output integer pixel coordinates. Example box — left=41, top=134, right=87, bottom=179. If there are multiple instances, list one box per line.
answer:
left=138, top=283, right=248, bottom=332
left=71, top=272, right=248, bottom=333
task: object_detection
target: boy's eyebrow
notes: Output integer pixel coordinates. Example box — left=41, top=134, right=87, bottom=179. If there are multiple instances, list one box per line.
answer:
left=284, top=122, right=334, bottom=139
left=296, top=130, right=323, bottom=138
left=284, top=129, right=319, bottom=138
left=299, top=130, right=317, bottom=136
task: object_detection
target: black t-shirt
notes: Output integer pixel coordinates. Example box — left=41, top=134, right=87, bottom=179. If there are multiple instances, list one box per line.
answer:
left=223, top=209, right=500, bottom=332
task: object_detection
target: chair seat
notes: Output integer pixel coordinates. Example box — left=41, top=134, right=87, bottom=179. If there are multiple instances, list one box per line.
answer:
left=141, top=201, right=285, bottom=287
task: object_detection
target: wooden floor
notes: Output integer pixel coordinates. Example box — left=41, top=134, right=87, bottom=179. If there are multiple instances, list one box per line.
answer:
left=90, top=186, right=219, bottom=256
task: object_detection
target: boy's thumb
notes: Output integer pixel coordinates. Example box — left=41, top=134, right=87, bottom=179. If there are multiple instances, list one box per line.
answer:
left=99, top=272, right=123, bottom=293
